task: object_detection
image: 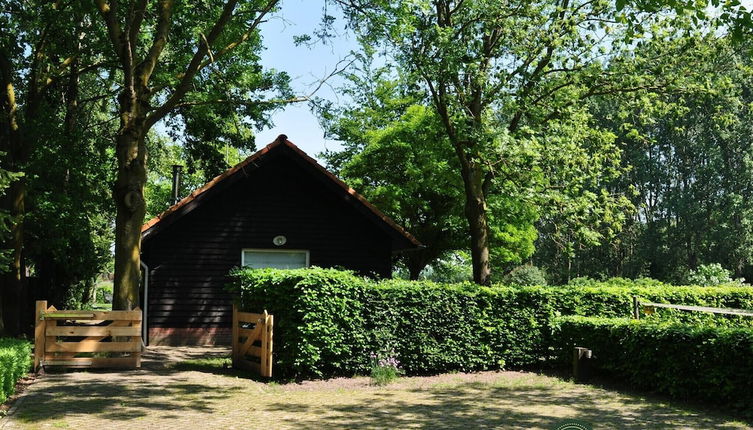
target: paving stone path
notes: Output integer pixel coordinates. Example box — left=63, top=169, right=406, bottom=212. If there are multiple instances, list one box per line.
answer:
left=1, top=346, right=749, bottom=429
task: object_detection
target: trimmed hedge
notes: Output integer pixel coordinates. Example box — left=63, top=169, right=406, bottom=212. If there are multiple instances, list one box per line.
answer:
left=555, top=316, right=753, bottom=411
left=0, top=338, right=31, bottom=404
left=227, top=267, right=753, bottom=379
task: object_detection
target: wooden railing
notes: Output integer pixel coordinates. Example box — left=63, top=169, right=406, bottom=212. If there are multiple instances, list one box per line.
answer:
left=34, top=300, right=142, bottom=371
left=632, top=296, right=753, bottom=319
left=231, top=304, right=273, bottom=378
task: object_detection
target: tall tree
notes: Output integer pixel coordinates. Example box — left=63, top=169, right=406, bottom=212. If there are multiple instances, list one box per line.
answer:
left=559, top=35, right=753, bottom=283
left=0, top=0, right=106, bottom=332
left=320, top=73, right=466, bottom=279
left=336, top=0, right=677, bottom=284
left=94, top=0, right=289, bottom=310
left=319, top=63, right=540, bottom=278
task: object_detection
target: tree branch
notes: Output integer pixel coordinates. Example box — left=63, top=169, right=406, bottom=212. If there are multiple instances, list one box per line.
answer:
left=145, top=0, right=253, bottom=128
left=135, top=0, right=174, bottom=87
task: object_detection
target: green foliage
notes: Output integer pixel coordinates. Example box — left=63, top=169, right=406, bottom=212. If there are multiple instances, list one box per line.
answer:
left=94, top=280, right=113, bottom=304
left=0, top=338, right=31, bottom=404
left=227, top=267, right=753, bottom=379
left=0, top=156, right=21, bottom=272
left=687, top=263, right=742, bottom=286
left=334, top=0, right=680, bottom=282
left=540, top=35, right=753, bottom=284
left=320, top=68, right=467, bottom=278
left=500, top=265, right=548, bottom=287
left=554, top=316, right=753, bottom=412
left=394, top=251, right=473, bottom=283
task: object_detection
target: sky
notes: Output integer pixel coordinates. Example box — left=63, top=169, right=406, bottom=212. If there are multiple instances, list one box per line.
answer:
left=254, top=1, right=359, bottom=160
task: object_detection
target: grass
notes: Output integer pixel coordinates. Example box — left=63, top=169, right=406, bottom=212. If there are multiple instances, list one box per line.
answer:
left=7, top=348, right=751, bottom=429
left=165, top=355, right=232, bottom=373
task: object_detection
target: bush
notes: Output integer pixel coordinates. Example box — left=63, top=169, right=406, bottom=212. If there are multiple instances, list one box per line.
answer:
left=501, top=265, right=548, bottom=286
left=554, top=316, right=753, bottom=412
left=227, top=268, right=753, bottom=379
left=0, top=338, right=32, bottom=404
left=686, top=263, right=743, bottom=286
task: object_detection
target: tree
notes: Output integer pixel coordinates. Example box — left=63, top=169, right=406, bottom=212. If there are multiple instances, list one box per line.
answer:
left=93, top=0, right=289, bottom=310
left=583, top=35, right=753, bottom=282
left=0, top=0, right=108, bottom=332
left=336, top=0, right=676, bottom=284
left=320, top=73, right=466, bottom=279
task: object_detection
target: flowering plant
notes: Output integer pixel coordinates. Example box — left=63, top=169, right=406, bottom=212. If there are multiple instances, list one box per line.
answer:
left=369, top=350, right=402, bottom=385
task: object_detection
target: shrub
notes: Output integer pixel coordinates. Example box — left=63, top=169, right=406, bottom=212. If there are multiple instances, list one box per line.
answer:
left=227, top=267, right=753, bottom=379
left=686, top=263, right=743, bottom=286
left=554, top=316, right=753, bottom=412
left=0, top=338, right=32, bottom=404
left=501, top=265, right=548, bottom=286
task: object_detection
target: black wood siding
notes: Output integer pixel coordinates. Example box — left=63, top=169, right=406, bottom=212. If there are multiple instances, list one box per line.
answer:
left=141, top=149, right=393, bottom=330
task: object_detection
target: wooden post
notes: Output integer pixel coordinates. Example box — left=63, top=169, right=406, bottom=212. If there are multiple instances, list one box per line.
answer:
left=632, top=296, right=640, bottom=320
left=573, top=346, right=592, bottom=383
left=133, top=307, right=142, bottom=368
left=266, top=313, right=273, bottom=378
left=259, top=311, right=267, bottom=377
left=260, top=310, right=273, bottom=378
left=34, top=300, right=47, bottom=372
left=231, top=303, right=239, bottom=368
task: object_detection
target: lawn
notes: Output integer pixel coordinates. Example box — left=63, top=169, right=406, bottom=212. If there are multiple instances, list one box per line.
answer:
left=1, top=347, right=748, bottom=430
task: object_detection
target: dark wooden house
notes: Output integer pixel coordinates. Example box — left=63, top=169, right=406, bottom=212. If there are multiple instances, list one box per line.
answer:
left=140, top=135, right=420, bottom=345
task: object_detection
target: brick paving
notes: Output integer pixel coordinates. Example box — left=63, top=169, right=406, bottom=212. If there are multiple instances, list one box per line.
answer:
left=1, top=346, right=749, bottom=429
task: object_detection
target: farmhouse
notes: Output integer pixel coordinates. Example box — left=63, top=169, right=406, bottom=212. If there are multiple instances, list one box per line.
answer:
left=140, top=135, right=421, bottom=345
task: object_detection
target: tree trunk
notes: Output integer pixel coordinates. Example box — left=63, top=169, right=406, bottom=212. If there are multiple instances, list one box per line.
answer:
left=112, top=129, right=147, bottom=310
left=406, top=259, right=425, bottom=281
left=112, top=88, right=148, bottom=310
left=458, top=161, right=491, bottom=285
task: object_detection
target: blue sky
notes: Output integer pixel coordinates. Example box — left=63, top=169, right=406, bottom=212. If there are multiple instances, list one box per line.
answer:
left=255, top=1, right=358, bottom=160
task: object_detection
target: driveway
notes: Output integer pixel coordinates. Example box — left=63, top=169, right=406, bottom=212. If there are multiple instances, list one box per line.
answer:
left=1, top=346, right=749, bottom=429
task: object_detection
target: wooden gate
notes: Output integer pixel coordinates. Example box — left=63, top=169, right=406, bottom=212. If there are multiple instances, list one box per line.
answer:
left=34, top=300, right=142, bottom=371
left=231, top=305, right=273, bottom=377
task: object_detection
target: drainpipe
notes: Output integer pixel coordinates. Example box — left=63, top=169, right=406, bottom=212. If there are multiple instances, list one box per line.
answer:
left=140, top=260, right=149, bottom=346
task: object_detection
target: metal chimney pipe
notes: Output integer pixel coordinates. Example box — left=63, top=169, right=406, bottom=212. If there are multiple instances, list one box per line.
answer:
left=171, top=164, right=182, bottom=205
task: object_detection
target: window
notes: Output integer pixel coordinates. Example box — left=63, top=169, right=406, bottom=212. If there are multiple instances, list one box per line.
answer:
left=241, top=249, right=309, bottom=269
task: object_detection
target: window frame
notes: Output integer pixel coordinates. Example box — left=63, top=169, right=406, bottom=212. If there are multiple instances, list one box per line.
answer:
left=240, top=248, right=311, bottom=269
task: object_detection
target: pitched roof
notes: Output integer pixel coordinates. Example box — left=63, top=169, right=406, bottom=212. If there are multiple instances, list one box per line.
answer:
left=141, top=135, right=422, bottom=249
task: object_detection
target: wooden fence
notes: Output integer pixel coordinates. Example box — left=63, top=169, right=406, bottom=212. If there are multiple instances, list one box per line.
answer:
left=34, top=300, right=142, bottom=371
left=231, top=305, right=273, bottom=378
left=632, top=296, right=753, bottom=319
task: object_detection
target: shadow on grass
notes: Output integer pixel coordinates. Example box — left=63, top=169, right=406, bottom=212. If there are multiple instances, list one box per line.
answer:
left=14, top=348, right=268, bottom=425
left=530, top=365, right=753, bottom=427
left=14, top=374, right=245, bottom=424
left=163, top=354, right=270, bottom=382
left=263, top=378, right=750, bottom=430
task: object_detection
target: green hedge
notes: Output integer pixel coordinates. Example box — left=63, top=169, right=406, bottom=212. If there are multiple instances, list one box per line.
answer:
left=227, top=268, right=753, bottom=379
left=0, top=338, right=31, bottom=404
left=554, top=316, right=753, bottom=411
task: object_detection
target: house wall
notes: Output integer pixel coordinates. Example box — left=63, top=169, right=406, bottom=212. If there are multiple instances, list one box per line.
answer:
left=141, top=149, right=393, bottom=345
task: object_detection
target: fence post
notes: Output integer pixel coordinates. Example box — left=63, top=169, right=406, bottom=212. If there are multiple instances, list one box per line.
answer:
left=231, top=303, right=239, bottom=368
left=34, top=300, right=47, bottom=372
left=267, top=313, right=273, bottom=378
left=260, top=310, right=269, bottom=377
left=632, top=296, right=640, bottom=320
